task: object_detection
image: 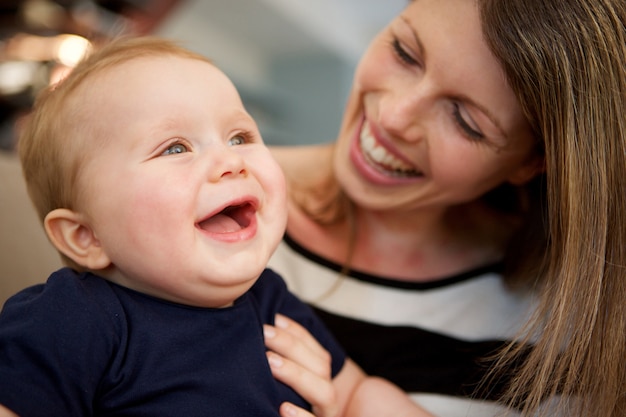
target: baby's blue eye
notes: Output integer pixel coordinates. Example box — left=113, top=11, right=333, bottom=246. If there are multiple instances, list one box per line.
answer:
left=162, top=143, right=188, bottom=155
left=228, top=135, right=246, bottom=146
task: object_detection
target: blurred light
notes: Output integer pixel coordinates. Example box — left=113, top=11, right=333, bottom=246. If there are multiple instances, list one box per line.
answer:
left=5, top=33, right=92, bottom=67
left=55, top=35, right=92, bottom=67
left=5, top=33, right=54, bottom=62
left=22, top=0, right=65, bottom=30
left=0, top=61, right=40, bottom=95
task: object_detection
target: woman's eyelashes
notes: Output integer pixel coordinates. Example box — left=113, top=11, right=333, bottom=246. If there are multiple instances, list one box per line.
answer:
left=452, top=102, right=485, bottom=141
left=392, top=38, right=420, bottom=66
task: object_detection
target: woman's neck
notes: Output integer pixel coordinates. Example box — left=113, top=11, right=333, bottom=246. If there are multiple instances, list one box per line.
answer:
left=287, top=199, right=509, bottom=282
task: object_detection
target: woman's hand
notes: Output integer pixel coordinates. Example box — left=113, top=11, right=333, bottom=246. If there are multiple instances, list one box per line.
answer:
left=264, top=314, right=340, bottom=417
left=277, top=402, right=326, bottom=417
left=264, top=314, right=434, bottom=417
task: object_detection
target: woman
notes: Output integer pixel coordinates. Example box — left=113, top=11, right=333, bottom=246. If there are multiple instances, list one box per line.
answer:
left=267, top=0, right=626, bottom=416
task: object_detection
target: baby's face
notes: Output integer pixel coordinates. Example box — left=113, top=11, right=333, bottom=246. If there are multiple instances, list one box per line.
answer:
left=74, top=56, right=287, bottom=307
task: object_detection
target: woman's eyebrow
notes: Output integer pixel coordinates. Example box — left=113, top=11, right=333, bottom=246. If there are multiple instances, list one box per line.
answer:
left=399, top=15, right=426, bottom=61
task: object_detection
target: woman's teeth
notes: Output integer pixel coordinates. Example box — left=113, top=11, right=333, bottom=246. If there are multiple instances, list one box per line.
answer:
left=359, top=124, right=421, bottom=177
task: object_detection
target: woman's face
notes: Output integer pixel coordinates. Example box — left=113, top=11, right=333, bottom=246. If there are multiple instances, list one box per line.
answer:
left=333, top=0, right=541, bottom=212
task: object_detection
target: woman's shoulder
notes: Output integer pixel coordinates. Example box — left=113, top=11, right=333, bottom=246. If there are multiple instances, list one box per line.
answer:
left=269, top=142, right=334, bottom=184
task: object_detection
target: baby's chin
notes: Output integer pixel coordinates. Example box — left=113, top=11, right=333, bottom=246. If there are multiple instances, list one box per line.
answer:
left=161, top=279, right=258, bottom=309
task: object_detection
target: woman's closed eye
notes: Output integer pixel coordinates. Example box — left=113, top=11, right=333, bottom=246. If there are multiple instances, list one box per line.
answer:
left=452, top=102, right=485, bottom=141
left=392, top=38, right=420, bottom=66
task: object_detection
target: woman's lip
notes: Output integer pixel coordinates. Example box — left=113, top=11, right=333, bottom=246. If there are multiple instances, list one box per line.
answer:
left=349, top=116, right=423, bottom=186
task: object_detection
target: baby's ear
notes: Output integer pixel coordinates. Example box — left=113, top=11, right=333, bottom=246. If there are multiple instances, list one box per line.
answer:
left=44, top=208, right=111, bottom=270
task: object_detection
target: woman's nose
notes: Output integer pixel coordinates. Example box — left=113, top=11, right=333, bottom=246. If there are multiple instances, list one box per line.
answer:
left=378, top=84, right=430, bottom=142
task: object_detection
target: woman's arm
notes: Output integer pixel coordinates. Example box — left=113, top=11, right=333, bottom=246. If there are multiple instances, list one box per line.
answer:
left=344, top=377, right=435, bottom=417
left=0, top=404, right=18, bottom=417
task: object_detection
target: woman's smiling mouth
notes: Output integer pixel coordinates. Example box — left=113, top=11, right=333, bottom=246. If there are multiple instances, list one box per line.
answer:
left=359, top=122, right=422, bottom=178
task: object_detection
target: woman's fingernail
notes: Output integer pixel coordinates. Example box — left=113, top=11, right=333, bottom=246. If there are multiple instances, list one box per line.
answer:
left=282, top=402, right=298, bottom=417
left=267, top=352, right=283, bottom=368
left=263, top=325, right=276, bottom=339
left=275, top=315, right=288, bottom=329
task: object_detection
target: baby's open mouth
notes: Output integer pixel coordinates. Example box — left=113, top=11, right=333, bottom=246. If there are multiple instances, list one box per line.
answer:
left=197, top=202, right=256, bottom=233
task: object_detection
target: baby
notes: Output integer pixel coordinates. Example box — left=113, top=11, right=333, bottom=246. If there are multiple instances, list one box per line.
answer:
left=0, top=36, right=364, bottom=417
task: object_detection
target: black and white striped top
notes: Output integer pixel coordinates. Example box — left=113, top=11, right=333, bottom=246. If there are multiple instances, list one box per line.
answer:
left=268, top=234, right=537, bottom=417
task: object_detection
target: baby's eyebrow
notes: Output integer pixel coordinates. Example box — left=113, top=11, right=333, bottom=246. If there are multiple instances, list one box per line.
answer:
left=141, top=117, right=186, bottom=143
left=153, top=117, right=182, bottom=132
left=223, top=108, right=257, bottom=127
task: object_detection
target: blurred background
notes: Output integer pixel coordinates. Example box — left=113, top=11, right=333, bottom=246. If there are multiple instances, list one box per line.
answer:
left=0, top=0, right=406, bottom=150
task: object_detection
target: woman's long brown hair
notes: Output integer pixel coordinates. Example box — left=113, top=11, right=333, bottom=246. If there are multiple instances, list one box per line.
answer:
left=479, top=0, right=626, bottom=415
